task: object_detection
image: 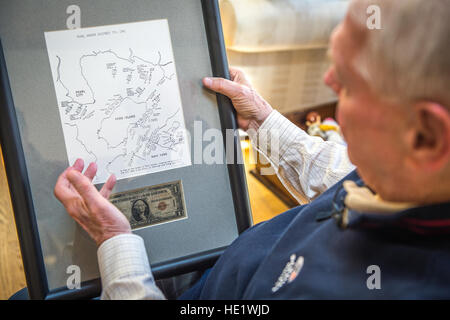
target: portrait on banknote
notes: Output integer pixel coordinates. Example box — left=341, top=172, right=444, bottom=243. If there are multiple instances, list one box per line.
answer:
left=110, top=180, right=187, bottom=229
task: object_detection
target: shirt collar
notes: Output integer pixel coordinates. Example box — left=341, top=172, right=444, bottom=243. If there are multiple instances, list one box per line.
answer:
left=316, top=177, right=450, bottom=236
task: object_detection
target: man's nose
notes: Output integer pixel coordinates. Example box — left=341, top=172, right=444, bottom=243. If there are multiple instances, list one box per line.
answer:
left=323, top=66, right=341, bottom=95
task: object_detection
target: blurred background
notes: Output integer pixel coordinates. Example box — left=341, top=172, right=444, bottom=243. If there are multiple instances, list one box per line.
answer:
left=222, top=0, right=347, bottom=114
left=224, top=0, right=348, bottom=207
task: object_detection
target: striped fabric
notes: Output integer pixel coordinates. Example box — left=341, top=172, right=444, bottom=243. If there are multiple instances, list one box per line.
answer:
left=97, top=110, right=354, bottom=299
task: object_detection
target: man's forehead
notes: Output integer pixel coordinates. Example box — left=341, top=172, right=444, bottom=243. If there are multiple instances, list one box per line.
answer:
left=328, top=25, right=347, bottom=79
left=330, top=16, right=367, bottom=77
left=331, top=20, right=349, bottom=56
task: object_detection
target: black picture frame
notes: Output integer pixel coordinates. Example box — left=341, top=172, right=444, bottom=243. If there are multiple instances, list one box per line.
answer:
left=0, top=0, right=252, bottom=300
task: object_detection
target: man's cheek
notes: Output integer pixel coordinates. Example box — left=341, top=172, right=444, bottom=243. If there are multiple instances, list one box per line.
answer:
left=336, top=105, right=349, bottom=138
left=335, top=95, right=352, bottom=125
left=336, top=112, right=361, bottom=161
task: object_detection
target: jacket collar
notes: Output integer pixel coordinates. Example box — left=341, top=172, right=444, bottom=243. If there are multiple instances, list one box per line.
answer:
left=316, top=172, right=450, bottom=236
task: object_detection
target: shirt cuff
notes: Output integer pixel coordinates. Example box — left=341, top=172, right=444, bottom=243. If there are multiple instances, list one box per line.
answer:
left=97, top=233, right=152, bottom=291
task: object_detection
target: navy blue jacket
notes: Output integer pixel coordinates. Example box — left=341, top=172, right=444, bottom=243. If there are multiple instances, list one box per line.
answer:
left=181, top=171, right=450, bottom=299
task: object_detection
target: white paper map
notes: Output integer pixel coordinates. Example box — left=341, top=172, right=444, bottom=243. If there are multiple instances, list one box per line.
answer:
left=45, top=20, right=191, bottom=184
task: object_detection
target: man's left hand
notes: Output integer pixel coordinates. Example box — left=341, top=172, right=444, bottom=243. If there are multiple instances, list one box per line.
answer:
left=54, top=158, right=131, bottom=246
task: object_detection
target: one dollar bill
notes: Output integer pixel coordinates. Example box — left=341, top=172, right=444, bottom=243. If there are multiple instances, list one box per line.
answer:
left=110, top=180, right=187, bottom=230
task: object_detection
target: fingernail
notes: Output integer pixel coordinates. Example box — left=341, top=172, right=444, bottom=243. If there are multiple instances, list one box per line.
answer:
left=203, top=77, right=212, bottom=87
left=73, top=158, right=83, bottom=167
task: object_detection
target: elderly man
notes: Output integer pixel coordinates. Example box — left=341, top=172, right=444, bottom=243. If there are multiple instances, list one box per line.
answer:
left=54, top=0, right=450, bottom=299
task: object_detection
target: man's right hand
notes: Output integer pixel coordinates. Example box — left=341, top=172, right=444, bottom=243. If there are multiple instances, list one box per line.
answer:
left=202, top=67, right=273, bottom=131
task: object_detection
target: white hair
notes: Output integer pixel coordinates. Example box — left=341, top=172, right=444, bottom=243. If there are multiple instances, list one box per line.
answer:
left=347, top=0, right=450, bottom=107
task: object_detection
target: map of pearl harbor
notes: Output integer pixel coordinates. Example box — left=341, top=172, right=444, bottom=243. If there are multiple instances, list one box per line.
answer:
left=44, top=20, right=191, bottom=184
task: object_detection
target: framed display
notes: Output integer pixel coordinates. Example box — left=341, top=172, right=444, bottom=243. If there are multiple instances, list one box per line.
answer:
left=0, top=0, right=252, bottom=299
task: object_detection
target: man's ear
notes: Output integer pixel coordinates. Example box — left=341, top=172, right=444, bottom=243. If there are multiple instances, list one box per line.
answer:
left=406, top=102, right=450, bottom=171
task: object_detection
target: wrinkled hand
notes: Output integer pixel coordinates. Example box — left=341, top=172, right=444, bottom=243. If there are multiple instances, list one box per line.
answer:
left=203, top=67, right=273, bottom=131
left=54, top=158, right=131, bottom=246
